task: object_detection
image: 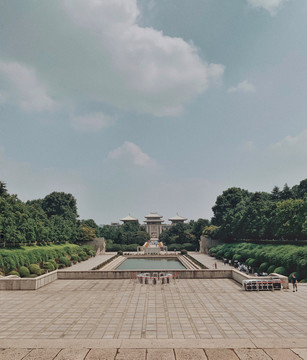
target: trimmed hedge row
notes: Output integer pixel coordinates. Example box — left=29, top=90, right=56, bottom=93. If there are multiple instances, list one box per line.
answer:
left=209, top=242, right=307, bottom=282
left=0, top=243, right=95, bottom=276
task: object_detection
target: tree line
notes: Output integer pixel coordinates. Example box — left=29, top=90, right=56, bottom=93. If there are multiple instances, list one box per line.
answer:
left=204, top=179, right=307, bottom=241
left=0, top=181, right=98, bottom=248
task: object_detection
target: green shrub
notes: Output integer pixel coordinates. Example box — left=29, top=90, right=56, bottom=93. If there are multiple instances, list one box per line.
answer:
left=274, top=266, right=287, bottom=276
left=82, top=246, right=95, bottom=257
left=246, top=258, right=255, bottom=267
left=259, top=262, right=269, bottom=273
left=70, top=255, right=79, bottom=264
left=29, top=264, right=42, bottom=275
left=167, top=244, right=182, bottom=251
left=209, top=247, right=217, bottom=257
left=117, top=250, right=123, bottom=255
left=48, top=259, right=58, bottom=269
left=78, top=252, right=88, bottom=261
left=299, top=279, right=307, bottom=283
left=19, top=266, right=30, bottom=278
left=232, top=254, right=242, bottom=262
left=181, top=249, right=188, bottom=255
left=267, top=265, right=276, bottom=274
left=181, top=242, right=194, bottom=251
left=43, top=262, right=54, bottom=272
left=29, top=274, right=38, bottom=278
left=7, top=270, right=20, bottom=277
left=59, top=256, right=71, bottom=267
left=0, top=270, right=5, bottom=276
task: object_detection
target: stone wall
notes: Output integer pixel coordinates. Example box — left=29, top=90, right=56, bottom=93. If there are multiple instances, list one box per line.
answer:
left=83, top=237, right=106, bottom=255
left=199, top=236, right=223, bottom=254
left=0, top=270, right=57, bottom=290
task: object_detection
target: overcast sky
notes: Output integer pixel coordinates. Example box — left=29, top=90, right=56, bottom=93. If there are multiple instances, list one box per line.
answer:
left=1, top=0, right=306, bottom=225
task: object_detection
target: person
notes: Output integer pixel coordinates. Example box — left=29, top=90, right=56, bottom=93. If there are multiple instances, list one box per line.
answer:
left=291, top=273, right=298, bottom=292
left=214, top=262, right=217, bottom=269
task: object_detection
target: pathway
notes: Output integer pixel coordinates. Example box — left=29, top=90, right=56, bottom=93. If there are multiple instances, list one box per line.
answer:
left=61, top=253, right=117, bottom=271
left=189, top=252, right=234, bottom=269
left=1, top=339, right=307, bottom=359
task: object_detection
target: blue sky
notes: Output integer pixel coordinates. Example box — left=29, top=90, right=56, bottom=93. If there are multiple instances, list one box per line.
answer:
left=0, top=0, right=306, bottom=224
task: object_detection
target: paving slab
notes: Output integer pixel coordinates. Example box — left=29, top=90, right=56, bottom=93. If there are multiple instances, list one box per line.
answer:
left=115, top=348, right=146, bottom=360
left=0, top=348, right=31, bottom=360
left=234, top=348, right=272, bottom=360
left=175, top=348, right=207, bottom=360
left=23, top=348, right=62, bottom=359
left=1, top=279, right=307, bottom=340
left=252, top=338, right=307, bottom=348
left=263, top=348, right=302, bottom=360
left=147, top=348, right=175, bottom=360
left=54, top=348, right=90, bottom=360
left=85, top=348, right=117, bottom=360
left=292, top=348, right=307, bottom=360
left=205, top=348, right=239, bottom=360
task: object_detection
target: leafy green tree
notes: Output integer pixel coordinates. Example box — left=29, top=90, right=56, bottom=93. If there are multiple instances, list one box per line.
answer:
left=42, top=192, right=78, bottom=221
left=190, top=218, right=210, bottom=239
left=81, top=219, right=99, bottom=236
left=271, top=186, right=281, bottom=201
left=0, top=181, right=8, bottom=197
left=280, top=183, right=293, bottom=200
left=78, top=224, right=96, bottom=242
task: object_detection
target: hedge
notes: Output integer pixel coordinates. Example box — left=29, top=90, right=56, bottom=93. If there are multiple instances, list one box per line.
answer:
left=0, top=243, right=94, bottom=275
left=209, top=242, right=307, bottom=277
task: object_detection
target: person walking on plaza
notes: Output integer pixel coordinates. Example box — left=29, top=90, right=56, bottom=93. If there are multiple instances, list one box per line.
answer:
left=291, top=273, right=298, bottom=292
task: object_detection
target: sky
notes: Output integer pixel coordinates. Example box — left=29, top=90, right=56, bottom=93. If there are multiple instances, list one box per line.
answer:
left=0, top=0, right=307, bottom=225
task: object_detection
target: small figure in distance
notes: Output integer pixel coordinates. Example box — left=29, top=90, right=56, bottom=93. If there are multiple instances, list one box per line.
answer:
left=214, top=262, right=217, bottom=269
left=291, top=273, right=298, bottom=292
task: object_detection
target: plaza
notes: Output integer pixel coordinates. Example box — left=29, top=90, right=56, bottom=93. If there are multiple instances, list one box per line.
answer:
left=0, top=254, right=307, bottom=359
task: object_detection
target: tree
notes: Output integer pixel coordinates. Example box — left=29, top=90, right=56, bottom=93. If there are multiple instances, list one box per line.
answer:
left=271, top=186, right=281, bottom=201
left=190, top=218, right=210, bottom=239
left=78, top=224, right=96, bottom=242
left=280, top=183, right=293, bottom=200
left=41, top=192, right=78, bottom=221
left=0, top=181, right=8, bottom=197
left=81, top=219, right=99, bottom=236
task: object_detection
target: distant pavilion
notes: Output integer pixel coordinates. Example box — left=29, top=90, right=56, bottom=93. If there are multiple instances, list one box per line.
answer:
left=144, top=212, right=164, bottom=239
left=120, top=214, right=138, bottom=224
left=168, top=213, right=187, bottom=225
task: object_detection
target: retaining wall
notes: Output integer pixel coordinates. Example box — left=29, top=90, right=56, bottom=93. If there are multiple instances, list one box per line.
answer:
left=0, top=269, right=288, bottom=290
left=0, top=270, right=57, bottom=290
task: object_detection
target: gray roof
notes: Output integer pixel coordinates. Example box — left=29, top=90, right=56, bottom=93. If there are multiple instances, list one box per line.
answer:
left=168, top=213, right=187, bottom=221
left=145, top=212, right=163, bottom=218
left=120, top=214, right=138, bottom=221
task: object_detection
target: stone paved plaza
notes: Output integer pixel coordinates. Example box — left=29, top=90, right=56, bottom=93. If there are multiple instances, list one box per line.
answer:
left=1, top=254, right=307, bottom=358
left=1, top=278, right=306, bottom=340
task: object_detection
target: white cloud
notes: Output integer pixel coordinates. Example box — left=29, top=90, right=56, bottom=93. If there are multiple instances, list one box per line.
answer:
left=227, top=80, right=256, bottom=93
left=108, top=141, right=156, bottom=168
left=0, top=61, right=55, bottom=111
left=71, top=112, right=113, bottom=132
left=270, top=129, right=307, bottom=156
left=247, top=0, right=289, bottom=16
left=63, top=0, right=224, bottom=116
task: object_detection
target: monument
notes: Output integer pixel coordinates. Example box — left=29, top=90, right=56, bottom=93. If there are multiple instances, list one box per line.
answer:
left=144, top=212, right=163, bottom=239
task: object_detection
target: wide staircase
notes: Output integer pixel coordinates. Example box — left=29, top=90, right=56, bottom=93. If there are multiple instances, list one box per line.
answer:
left=178, top=255, right=201, bottom=270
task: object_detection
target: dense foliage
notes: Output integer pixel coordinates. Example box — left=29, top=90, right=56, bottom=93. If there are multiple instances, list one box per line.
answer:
left=0, top=181, right=98, bottom=247
left=0, top=243, right=95, bottom=276
left=159, top=219, right=209, bottom=251
left=206, top=179, right=307, bottom=241
left=100, top=222, right=150, bottom=251
left=209, top=242, right=307, bottom=281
